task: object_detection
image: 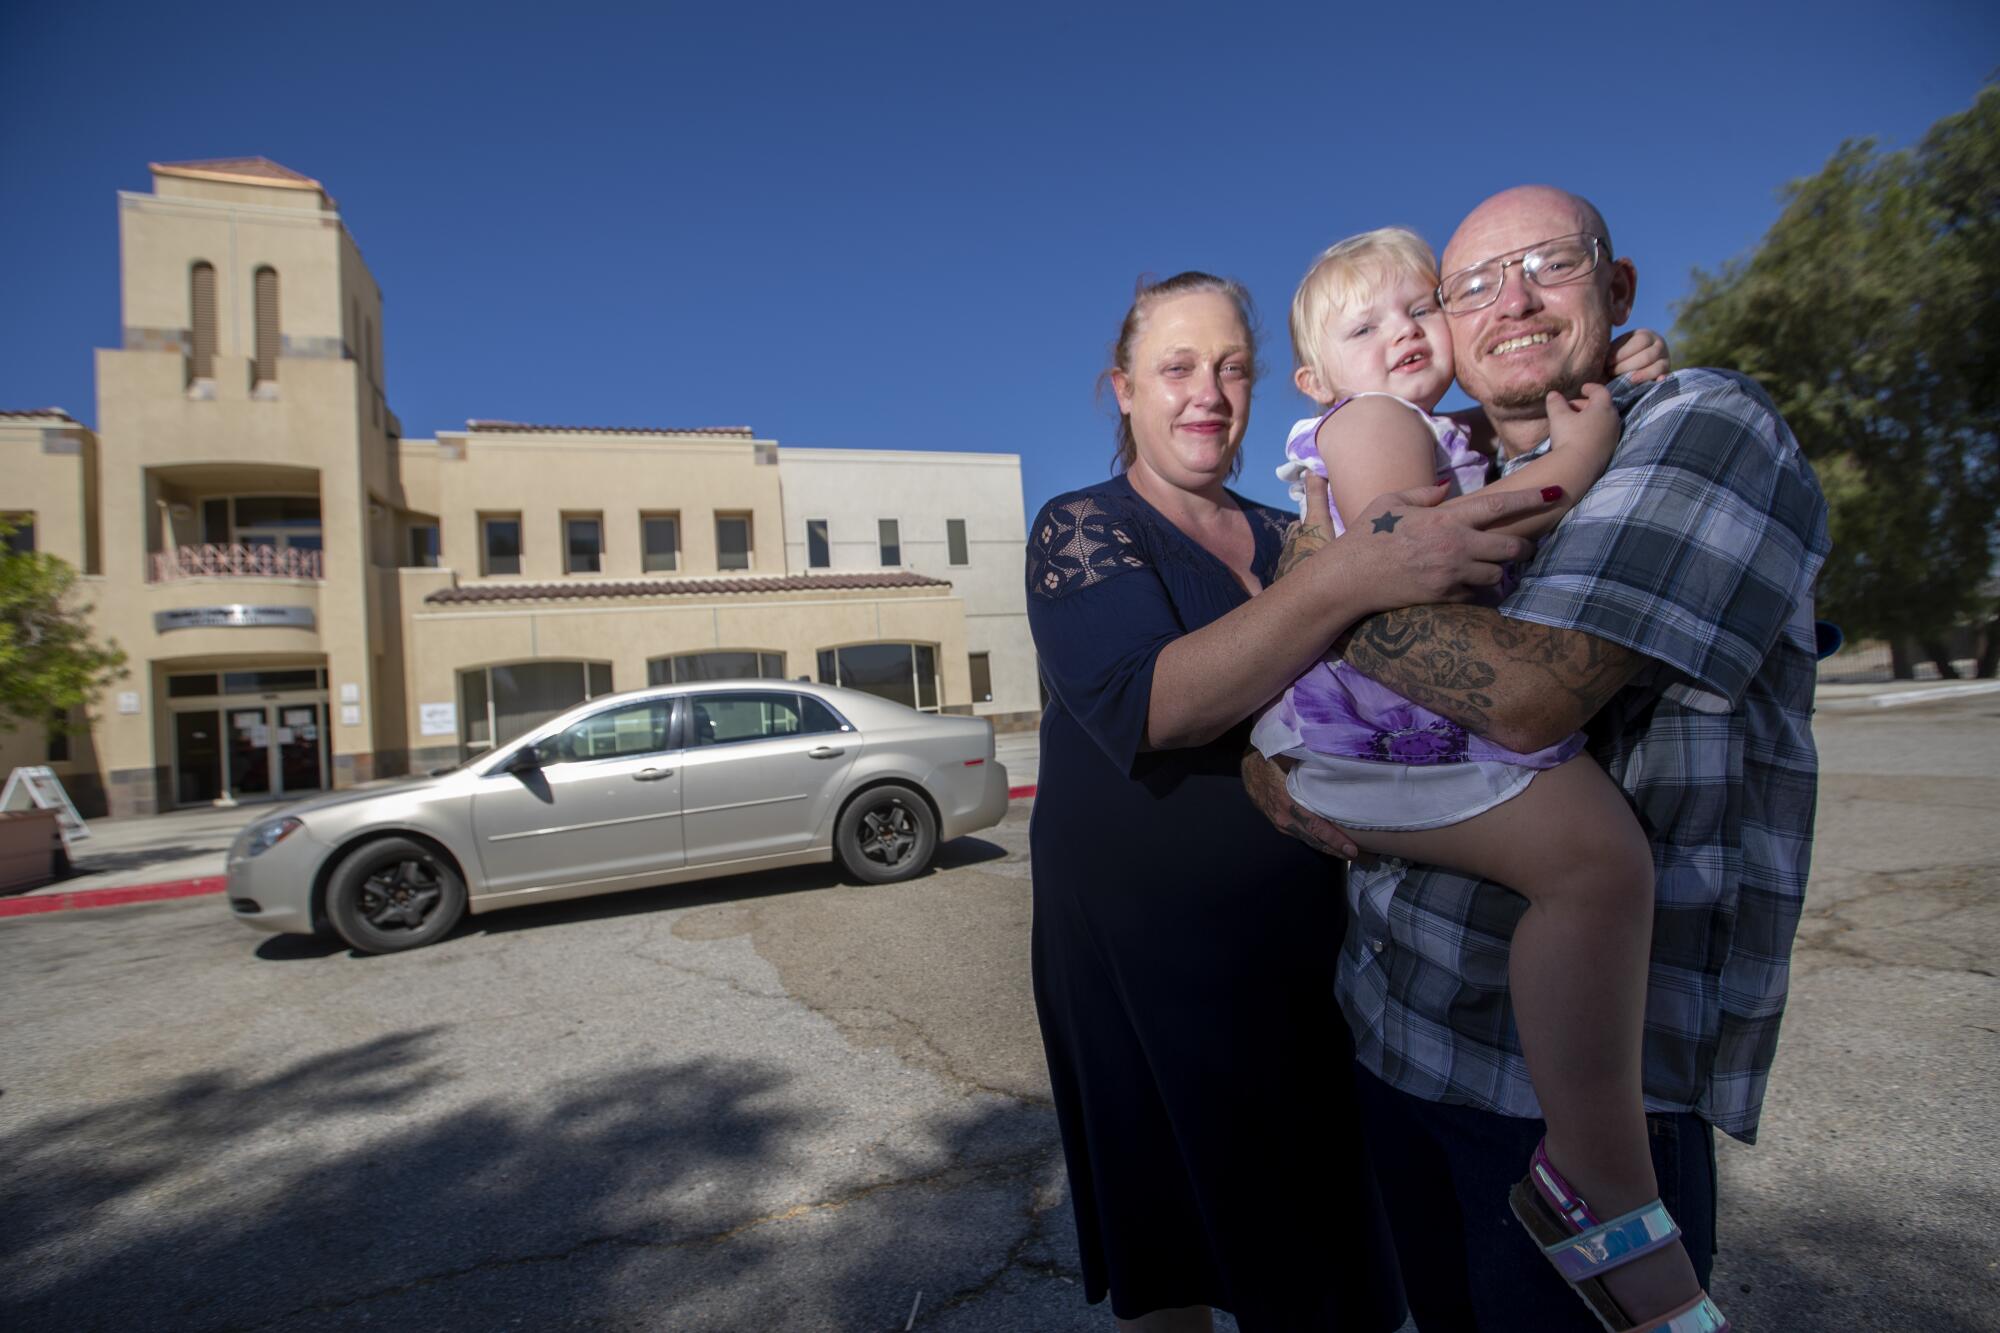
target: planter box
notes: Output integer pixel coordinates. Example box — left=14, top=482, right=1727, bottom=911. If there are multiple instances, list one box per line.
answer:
left=0, top=808, right=67, bottom=894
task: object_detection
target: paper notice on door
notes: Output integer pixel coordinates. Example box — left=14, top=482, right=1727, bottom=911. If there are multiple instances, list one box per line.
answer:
left=283, top=708, right=314, bottom=726
left=235, top=714, right=259, bottom=731
left=249, top=725, right=269, bottom=747
left=275, top=727, right=295, bottom=745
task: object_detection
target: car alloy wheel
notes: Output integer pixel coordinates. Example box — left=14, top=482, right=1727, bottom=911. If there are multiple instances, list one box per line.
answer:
left=835, top=784, right=938, bottom=885
left=326, top=835, right=467, bottom=953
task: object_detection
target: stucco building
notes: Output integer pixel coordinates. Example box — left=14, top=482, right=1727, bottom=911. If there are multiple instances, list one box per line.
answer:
left=1, top=158, right=1037, bottom=818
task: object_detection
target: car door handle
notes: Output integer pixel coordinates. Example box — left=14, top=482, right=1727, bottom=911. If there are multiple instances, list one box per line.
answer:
left=807, top=746, right=845, bottom=759
left=633, top=767, right=675, bottom=781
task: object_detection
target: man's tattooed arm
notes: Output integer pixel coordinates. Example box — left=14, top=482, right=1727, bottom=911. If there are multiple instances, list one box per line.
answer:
left=1342, top=604, right=1641, bottom=750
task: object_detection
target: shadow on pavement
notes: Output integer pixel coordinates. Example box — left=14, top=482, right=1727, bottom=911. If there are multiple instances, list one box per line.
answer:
left=0, top=1028, right=1071, bottom=1330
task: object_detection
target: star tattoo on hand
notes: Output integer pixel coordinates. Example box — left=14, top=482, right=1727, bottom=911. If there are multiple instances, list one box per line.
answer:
left=1371, top=511, right=1402, bottom=533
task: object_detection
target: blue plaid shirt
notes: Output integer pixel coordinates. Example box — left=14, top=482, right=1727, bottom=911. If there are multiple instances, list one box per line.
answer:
left=1337, top=369, right=1830, bottom=1143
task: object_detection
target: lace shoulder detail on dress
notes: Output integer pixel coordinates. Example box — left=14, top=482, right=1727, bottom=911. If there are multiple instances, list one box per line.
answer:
left=1247, top=502, right=1293, bottom=545
left=1028, top=494, right=1148, bottom=599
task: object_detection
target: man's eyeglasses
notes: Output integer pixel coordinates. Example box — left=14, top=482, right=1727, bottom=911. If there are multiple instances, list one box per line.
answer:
left=1436, top=235, right=1604, bottom=315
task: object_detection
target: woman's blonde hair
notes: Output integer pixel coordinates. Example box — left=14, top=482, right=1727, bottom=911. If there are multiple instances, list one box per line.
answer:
left=1288, top=226, right=1439, bottom=394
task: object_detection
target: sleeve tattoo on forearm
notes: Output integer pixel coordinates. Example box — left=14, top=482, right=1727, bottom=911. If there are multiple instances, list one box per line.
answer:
left=1344, top=605, right=1636, bottom=738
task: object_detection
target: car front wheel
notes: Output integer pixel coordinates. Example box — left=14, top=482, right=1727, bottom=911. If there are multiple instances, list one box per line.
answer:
left=325, top=836, right=467, bottom=953
left=835, top=785, right=938, bottom=884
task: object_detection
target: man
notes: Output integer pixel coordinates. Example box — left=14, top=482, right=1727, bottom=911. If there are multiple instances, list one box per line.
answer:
left=1248, top=185, right=1829, bottom=1331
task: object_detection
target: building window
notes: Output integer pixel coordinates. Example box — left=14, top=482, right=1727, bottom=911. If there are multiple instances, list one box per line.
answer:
left=816, top=642, right=939, bottom=712
left=481, top=514, right=522, bottom=576
left=252, top=266, right=280, bottom=385
left=947, top=518, right=969, bottom=566
left=564, top=513, right=604, bottom=574
left=458, top=660, right=613, bottom=754
left=641, top=513, right=679, bottom=572
left=189, top=261, right=217, bottom=381
left=2, top=514, right=33, bottom=555
left=807, top=518, right=830, bottom=569
left=407, top=523, right=440, bottom=568
left=878, top=519, right=900, bottom=567
left=647, top=650, right=785, bottom=686
left=46, top=710, right=70, bottom=763
left=969, top=651, right=992, bottom=703
left=716, top=513, right=751, bottom=571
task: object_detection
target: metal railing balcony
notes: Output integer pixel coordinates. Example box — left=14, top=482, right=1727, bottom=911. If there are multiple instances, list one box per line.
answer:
left=149, top=544, right=325, bottom=582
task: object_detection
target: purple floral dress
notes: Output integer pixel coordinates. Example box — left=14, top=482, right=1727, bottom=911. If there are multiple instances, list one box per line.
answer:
left=1258, top=394, right=1584, bottom=773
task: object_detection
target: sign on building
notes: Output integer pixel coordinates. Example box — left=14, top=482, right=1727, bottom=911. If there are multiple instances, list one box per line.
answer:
left=153, top=605, right=317, bottom=633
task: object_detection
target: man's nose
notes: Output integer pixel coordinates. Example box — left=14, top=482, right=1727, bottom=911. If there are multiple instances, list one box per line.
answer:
left=1493, top=261, right=1543, bottom=317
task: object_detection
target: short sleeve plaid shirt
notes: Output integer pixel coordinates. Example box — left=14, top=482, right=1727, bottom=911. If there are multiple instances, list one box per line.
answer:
left=1336, top=369, right=1830, bottom=1143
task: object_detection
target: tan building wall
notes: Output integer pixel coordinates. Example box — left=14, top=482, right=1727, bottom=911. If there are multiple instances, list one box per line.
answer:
left=5, top=158, right=1029, bottom=818
left=776, top=447, right=1036, bottom=722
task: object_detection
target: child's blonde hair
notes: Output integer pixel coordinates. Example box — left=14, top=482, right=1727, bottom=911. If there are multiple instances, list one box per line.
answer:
left=1289, top=226, right=1439, bottom=394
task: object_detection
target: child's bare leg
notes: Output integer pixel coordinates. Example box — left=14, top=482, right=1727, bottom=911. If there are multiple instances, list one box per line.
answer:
left=1355, top=756, right=1702, bottom=1315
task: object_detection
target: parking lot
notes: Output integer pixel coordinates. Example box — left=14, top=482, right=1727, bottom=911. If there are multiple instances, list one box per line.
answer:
left=1, top=697, right=1994, bottom=1330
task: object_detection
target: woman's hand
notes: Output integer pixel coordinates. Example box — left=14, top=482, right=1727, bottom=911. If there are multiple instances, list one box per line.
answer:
left=1607, top=328, right=1671, bottom=382
left=1309, top=479, right=1551, bottom=613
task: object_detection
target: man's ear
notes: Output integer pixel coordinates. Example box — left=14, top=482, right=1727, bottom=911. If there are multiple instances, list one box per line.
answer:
left=1607, top=257, right=1637, bottom=325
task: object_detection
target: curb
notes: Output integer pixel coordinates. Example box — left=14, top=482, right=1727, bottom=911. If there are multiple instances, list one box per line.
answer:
left=0, top=876, right=227, bottom=919
left=1008, top=784, right=1036, bottom=800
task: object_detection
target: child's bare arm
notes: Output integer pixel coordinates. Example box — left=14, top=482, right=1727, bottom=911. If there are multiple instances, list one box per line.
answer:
left=1440, top=385, right=1618, bottom=539
left=1607, top=328, right=1670, bottom=382
left=1316, top=396, right=1441, bottom=533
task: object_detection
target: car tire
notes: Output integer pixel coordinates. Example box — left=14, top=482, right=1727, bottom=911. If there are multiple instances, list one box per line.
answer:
left=325, top=836, right=467, bottom=954
left=835, top=784, right=938, bottom=884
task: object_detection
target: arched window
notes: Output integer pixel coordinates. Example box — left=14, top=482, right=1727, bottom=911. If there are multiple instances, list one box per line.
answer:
left=189, top=262, right=217, bottom=381
left=457, top=660, right=614, bottom=754
left=252, top=266, right=280, bottom=385
left=647, top=650, right=786, bottom=686
left=815, top=642, right=940, bottom=711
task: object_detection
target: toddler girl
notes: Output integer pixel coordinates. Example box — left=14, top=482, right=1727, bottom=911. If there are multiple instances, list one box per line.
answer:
left=1253, top=227, right=1727, bottom=1332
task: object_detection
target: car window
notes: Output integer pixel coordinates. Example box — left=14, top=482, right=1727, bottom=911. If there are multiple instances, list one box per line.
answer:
left=551, top=700, right=672, bottom=763
left=798, top=695, right=850, bottom=736
left=690, top=692, right=817, bottom=746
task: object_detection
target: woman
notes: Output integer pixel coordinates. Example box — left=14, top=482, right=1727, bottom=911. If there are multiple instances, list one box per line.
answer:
left=1026, top=272, right=1547, bottom=1331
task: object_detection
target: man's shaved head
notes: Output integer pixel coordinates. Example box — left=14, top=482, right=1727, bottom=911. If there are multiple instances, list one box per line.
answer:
left=1441, top=186, right=1612, bottom=277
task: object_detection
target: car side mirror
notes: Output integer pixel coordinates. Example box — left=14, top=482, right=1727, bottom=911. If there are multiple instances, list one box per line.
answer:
left=503, top=744, right=544, bottom=774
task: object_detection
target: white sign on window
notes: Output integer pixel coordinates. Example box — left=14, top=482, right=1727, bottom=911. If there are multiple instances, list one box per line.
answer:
left=419, top=702, right=458, bottom=736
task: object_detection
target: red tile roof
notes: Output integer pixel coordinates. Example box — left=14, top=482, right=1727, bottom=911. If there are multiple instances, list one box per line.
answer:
left=465, top=420, right=755, bottom=438
left=0, top=408, right=81, bottom=424
left=425, top=571, right=951, bottom=605
left=150, top=157, right=326, bottom=192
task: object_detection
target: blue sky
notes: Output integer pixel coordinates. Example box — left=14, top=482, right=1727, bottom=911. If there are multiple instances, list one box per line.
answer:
left=1, top=1, right=1992, bottom=515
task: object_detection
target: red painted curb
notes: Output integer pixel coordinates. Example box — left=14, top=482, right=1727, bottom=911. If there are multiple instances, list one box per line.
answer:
left=1008, top=784, right=1036, bottom=800
left=0, top=875, right=228, bottom=918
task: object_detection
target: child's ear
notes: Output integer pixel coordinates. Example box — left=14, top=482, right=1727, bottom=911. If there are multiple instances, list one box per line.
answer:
left=1293, top=364, right=1325, bottom=402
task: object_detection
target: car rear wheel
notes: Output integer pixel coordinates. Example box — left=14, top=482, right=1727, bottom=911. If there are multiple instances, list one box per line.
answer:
left=326, top=836, right=466, bottom=953
left=835, top=784, right=937, bottom=884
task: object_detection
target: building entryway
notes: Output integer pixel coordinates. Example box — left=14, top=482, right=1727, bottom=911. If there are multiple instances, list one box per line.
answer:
left=168, top=668, right=330, bottom=806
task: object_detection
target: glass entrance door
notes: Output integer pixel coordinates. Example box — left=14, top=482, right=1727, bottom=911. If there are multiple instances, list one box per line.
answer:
left=228, top=707, right=273, bottom=798
left=277, top=704, right=325, bottom=792
left=175, top=711, right=223, bottom=804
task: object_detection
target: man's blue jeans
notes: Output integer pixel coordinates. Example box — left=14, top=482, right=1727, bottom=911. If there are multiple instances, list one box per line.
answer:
left=1354, top=1063, right=1717, bottom=1333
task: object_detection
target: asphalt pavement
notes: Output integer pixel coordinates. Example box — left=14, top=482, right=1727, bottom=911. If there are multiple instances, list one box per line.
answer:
left=0, top=689, right=1994, bottom=1330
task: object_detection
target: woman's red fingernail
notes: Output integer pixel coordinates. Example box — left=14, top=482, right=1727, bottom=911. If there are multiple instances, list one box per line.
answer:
left=1541, top=486, right=1564, bottom=502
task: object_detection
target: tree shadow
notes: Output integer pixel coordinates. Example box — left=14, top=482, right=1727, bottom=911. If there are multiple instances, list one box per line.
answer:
left=0, top=1028, right=1084, bottom=1331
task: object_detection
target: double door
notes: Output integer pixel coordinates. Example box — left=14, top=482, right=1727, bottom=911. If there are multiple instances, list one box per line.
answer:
left=173, top=700, right=327, bottom=805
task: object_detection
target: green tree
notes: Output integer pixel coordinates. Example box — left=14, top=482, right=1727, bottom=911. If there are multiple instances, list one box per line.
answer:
left=1674, top=85, right=2000, bottom=678
left=0, top=518, right=127, bottom=739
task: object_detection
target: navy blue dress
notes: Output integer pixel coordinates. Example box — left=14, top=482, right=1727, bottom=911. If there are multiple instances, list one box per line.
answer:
left=1026, top=474, right=1405, bottom=1330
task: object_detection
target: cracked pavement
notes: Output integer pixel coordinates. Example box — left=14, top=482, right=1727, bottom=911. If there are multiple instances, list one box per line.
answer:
left=3, top=693, right=1996, bottom=1330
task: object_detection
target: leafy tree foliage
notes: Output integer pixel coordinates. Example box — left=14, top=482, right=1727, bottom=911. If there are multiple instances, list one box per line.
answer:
left=1674, top=86, right=1999, bottom=677
left=0, top=519, right=127, bottom=736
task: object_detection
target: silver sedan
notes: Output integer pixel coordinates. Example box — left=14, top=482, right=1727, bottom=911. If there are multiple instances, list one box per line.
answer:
left=225, top=681, right=1011, bottom=952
